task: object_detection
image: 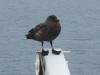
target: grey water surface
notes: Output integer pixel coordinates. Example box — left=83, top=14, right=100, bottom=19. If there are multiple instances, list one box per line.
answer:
left=0, top=0, right=100, bottom=75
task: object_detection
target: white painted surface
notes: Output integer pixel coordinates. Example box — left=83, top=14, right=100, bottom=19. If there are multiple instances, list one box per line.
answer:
left=35, top=49, right=71, bottom=75
left=35, top=53, right=40, bottom=75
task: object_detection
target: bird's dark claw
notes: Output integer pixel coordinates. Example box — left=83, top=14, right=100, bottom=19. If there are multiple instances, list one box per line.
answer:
left=42, top=49, right=49, bottom=56
left=52, top=49, right=61, bottom=55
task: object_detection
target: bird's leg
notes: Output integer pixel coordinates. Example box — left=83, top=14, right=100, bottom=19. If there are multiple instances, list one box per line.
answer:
left=41, top=41, right=44, bottom=51
left=41, top=41, right=49, bottom=56
left=50, top=41, right=54, bottom=50
left=50, top=41, right=61, bottom=55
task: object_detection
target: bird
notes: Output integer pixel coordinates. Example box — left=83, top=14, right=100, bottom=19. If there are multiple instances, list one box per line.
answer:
left=26, top=15, right=61, bottom=56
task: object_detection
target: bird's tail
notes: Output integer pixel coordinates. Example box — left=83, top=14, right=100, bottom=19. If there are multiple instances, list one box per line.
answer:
left=25, top=32, right=36, bottom=40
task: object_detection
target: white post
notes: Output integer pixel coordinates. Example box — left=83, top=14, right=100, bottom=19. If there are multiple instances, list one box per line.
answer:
left=35, top=49, right=71, bottom=75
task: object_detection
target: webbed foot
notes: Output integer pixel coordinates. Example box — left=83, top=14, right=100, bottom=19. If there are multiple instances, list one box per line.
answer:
left=52, top=49, right=61, bottom=55
left=42, top=49, right=49, bottom=56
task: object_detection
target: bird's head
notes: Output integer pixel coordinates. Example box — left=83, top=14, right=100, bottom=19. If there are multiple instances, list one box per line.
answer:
left=46, top=15, right=59, bottom=22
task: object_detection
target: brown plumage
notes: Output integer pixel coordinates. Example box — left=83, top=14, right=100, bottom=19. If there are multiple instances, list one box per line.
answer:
left=26, top=15, right=61, bottom=51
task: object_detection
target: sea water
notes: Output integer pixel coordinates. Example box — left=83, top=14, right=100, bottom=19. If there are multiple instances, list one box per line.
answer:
left=0, top=0, right=100, bottom=75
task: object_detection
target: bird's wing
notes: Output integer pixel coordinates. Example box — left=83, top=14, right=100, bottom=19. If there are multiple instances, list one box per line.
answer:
left=28, top=23, right=47, bottom=33
left=28, top=23, right=50, bottom=40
